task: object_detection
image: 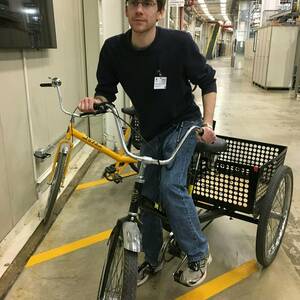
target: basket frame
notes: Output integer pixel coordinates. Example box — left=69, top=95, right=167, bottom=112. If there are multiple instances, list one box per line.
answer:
left=192, top=135, right=287, bottom=215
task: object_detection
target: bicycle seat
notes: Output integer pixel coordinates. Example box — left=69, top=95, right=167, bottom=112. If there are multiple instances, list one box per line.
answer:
left=122, top=106, right=136, bottom=116
left=196, top=137, right=227, bottom=154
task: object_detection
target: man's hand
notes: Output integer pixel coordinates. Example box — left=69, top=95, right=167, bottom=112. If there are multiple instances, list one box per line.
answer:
left=78, top=97, right=106, bottom=113
left=196, top=127, right=216, bottom=144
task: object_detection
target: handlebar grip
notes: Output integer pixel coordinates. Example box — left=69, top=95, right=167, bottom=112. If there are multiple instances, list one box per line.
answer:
left=40, top=83, right=52, bottom=87
left=196, top=128, right=204, bottom=136
left=93, top=102, right=109, bottom=113
left=79, top=102, right=110, bottom=117
left=80, top=112, right=95, bottom=117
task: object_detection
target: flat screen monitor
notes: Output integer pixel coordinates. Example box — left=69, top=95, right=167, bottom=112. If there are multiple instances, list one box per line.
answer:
left=0, top=0, right=57, bottom=49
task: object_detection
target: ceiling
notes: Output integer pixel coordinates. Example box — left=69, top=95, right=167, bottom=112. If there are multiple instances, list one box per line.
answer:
left=192, top=0, right=238, bottom=23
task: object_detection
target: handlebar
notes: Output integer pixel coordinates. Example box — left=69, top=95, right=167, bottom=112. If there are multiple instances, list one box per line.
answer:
left=106, top=103, right=200, bottom=165
left=40, top=83, right=53, bottom=87
left=40, top=77, right=218, bottom=166
left=79, top=103, right=110, bottom=117
left=40, top=77, right=111, bottom=118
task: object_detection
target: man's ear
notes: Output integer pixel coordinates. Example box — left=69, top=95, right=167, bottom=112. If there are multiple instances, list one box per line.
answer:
left=157, top=8, right=165, bottom=21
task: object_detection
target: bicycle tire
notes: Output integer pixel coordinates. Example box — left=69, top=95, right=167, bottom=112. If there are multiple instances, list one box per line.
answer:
left=43, top=152, right=67, bottom=224
left=256, top=165, right=293, bottom=267
left=97, top=224, right=138, bottom=300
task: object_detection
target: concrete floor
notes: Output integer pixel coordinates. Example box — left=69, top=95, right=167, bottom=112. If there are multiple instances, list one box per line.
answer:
left=5, top=57, right=300, bottom=300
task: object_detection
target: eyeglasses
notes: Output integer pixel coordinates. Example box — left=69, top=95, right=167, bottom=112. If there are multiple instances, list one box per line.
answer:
left=127, top=0, right=157, bottom=9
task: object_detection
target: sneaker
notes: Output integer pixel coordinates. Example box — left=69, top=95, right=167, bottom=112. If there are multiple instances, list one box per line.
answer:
left=137, top=261, right=164, bottom=286
left=179, top=254, right=212, bottom=287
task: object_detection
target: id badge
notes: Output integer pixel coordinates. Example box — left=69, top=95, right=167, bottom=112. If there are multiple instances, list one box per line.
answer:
left=154, top=76, right=167, bottom=90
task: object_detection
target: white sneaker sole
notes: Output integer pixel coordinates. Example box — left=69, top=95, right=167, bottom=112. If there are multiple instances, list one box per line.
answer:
left=187, top=254, right=212, bottom=287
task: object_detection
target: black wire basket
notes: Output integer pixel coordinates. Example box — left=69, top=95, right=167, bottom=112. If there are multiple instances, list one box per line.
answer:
left=192, top=135, right=287, bottom=214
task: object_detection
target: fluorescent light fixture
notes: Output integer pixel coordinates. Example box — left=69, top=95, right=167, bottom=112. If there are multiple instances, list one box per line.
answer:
left=197, top=0, right=215, bottom=21
left=220, top=0, right=231, bottom=24
left=22, top=8, right=38, bottom=15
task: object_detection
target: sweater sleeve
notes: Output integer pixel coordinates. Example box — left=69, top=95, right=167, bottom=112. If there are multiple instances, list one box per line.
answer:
left=94, top=40, right=119, bottom=101
left=184, top=33, right=217, bottom=95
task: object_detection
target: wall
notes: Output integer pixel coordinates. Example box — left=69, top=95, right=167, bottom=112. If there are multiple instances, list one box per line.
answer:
left=244, top=38, right=254, bottom=78
left=82, top=0, right=103, bottom=142
left=0, top=0, right=89, bottom=242
left=100, top=0, right=126, bottom=149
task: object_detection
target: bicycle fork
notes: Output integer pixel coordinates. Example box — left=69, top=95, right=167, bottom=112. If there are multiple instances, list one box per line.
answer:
left=48, top=140, right=72, bottom=185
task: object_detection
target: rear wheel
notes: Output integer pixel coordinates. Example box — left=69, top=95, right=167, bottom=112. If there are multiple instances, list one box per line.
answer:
left=98, top=224, right=138, bottom=300
left=256, top=165, right=293, bottom=267
left=43, top=152, right=67, bottom=224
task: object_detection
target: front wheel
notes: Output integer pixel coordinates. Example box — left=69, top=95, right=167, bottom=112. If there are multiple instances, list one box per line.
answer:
left=98, top=224, right=138, bottom=300
left=256, top=165, right=293, bottom=267
left=43, top=151, right=68, bottom=224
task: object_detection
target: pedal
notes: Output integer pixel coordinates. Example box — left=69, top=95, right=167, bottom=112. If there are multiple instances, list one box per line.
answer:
left=173, top=255, right=189, bottom=286
left=103, top=165, right=117, bottom=181
left=104, top=164, right=117, bottom=175
left=103, top=164, right=123, bottom=183
left=112, top=173, right=122, bottom=184
left=173, top=270, right=184, bottom=285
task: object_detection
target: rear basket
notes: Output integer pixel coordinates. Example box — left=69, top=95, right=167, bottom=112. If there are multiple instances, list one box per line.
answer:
left=192, top=135, right=287, bottom=214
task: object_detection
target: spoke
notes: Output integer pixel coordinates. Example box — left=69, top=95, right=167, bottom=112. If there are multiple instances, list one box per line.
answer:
left=278, top=181, right=286, bottom=209
left=273, top=191, right=282, bottom=212
left=111, top=245, right=124, bottom=287
left=273, top=180, right=285, bottom=213
left=270, top=211, right=282, bottom=221
left=265, top=177, right=289, bottom=257
left=270, top=217, right=279, bottom=240
left=111, top=249, right=124, bottom=298
left=264, top=174, right=292, bottom=259
left=106, top=246, right=119, bottom=293
left=267, top=221, right=276, bottom=249
left=105, top=238, right=124, bottom=299
left=265, top=227, right=270, bottom=256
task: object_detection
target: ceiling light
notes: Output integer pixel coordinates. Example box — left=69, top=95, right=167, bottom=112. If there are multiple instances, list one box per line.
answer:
left=197, top=0, right=215, bottom=21
left=219, top=0, right=231, bottom=24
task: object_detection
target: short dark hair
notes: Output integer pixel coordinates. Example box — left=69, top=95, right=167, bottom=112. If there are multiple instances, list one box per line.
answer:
left=126, top=0, right=166, bottom=12
left=155, top=0, right=166, bottom=11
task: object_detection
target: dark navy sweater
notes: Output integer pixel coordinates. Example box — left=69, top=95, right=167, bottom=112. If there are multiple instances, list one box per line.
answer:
left=95, top=26, right=217, bottom=141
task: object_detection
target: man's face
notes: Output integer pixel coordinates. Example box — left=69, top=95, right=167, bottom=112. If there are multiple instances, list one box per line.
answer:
left=126, top=0, right=164, bottom=33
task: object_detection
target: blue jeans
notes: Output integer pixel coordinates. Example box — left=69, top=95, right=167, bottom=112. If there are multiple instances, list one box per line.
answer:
left=140, top=120, right=208, bottom=266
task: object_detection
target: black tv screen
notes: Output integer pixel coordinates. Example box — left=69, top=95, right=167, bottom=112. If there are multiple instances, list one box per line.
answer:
left=0, top=0, right=57, bottom=49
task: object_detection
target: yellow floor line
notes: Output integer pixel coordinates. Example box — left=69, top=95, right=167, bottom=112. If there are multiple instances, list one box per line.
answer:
left=176, top=260, right=258, bottom=300
left=76, top=171, right=137, bottom=191
left=26, top=229, right=112, bottom=268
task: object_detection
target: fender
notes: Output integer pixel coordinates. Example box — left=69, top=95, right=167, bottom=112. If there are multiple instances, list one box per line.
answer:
left=122, top=221, right=141, bottom=252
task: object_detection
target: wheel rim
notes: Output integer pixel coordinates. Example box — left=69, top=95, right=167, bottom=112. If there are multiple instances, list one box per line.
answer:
left=103, top=237, right=125, bottom=300
left=265, top=173, right=292, bottom=258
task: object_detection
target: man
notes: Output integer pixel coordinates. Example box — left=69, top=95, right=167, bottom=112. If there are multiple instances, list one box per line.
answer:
left=78, top=0, right=217, bottom=287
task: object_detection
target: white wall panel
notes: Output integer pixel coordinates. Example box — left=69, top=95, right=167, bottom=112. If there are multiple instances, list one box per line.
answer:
left=267, top=26, right=298, bottom=88
left=0, top=0, right=89, bottom=241
left=101, top=0, right=125, bottom=149
left=253, top=26, right=297, bottom=88
left=83, top=0, right=104, bottom=142
left=25, top=0, right=87, bottom=154
left=0, top=118, right=13, bottom=241
left=0, top=50, right=36, bottom=228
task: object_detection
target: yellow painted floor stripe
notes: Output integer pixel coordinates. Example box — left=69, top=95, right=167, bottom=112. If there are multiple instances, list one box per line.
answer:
left=26, top=229, right=112, bottom=268
left=176, top=260, right=258, bottom=300
left=76, top=171, right=137, bottom=191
